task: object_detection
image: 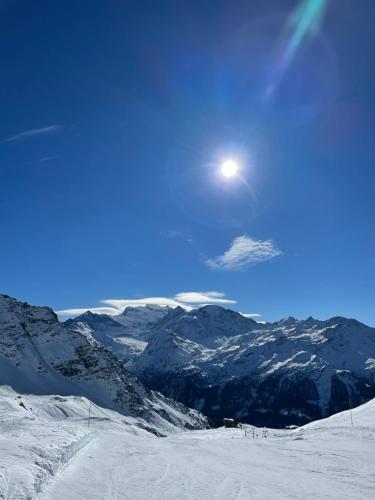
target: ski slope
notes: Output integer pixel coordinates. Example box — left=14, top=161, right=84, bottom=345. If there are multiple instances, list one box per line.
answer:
left=0, top=386, right=157, bottom=499
left=1, top=386, right=373, bottom=499
left=44, top=424, right=374, bottom=499
left=43, top=425, right=375, bottom=500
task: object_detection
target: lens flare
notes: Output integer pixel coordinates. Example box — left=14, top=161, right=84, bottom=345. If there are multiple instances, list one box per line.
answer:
left=266, top=0, right=327, bottom=98
left=285, top=0, right=326, bottom=65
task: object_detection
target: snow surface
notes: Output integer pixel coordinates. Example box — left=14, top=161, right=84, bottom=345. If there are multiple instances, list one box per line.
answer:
left=0, top=386, right=158, bottom=499
left=1, top=385, right=374, bottom=500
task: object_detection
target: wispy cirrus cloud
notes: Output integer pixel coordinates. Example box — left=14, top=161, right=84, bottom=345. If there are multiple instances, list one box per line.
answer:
left=57, top=296, right=191, bottom=318
left=56, top=290, right=238, bottom=318
left=161, top=230, right=183, bottom=239
left=102, top=297, right=188, bottom=310
left=57, top=307, right=121, bottom=317
left=17, top=156, right=59, bottom=167
left=206, top=235, right=282, bottom=271
left=174, top=291, right=236, bottom=304
left=160, top=230, right=193, bottom=245
left=2, top=125, right=62, bottom=143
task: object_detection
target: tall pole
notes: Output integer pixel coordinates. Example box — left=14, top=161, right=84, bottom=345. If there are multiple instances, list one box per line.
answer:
left=88, top=400, right=92, bottom=428
left=348, top=389, right=353, bottom=427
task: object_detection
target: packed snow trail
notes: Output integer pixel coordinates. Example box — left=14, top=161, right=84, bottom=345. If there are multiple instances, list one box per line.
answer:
left=2, top=386, right=374, bottom=499
left=43, top=424, right=375, bottom=500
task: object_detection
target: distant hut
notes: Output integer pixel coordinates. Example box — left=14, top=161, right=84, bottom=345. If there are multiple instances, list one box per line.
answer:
left=223, top=418, right=237, bottom=428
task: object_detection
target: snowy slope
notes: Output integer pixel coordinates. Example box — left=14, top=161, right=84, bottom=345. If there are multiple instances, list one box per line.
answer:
left=112, top=304, right=174, bottom=338
left=64, top=305, right=174, bottom=365
left=0, top=385, right=157, bottom=499
left=304, top=396, right=375, bottom=429
left=33, top=396, right=375, bottom=499
left=149, top=304, right=259, bottom=347
left=65, top=311, right=130, bottom=343
left=65, top=311, right=147, bottom=364
left=0, top=295, right=207, bottom=434
left=2, top=384, right=373, bottom=500
left=135, top=306, right=375, bottom=426
left=66, top=304, right=175, bottom=342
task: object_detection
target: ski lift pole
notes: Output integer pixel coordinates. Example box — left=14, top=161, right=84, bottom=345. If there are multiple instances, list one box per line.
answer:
left=88, top=400, right=92, bottom=428
left=348, top=391, right=353, bottom=427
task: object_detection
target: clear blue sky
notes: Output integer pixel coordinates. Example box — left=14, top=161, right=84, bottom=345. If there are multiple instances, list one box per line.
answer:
left=1, top=0, right=375, bottom=325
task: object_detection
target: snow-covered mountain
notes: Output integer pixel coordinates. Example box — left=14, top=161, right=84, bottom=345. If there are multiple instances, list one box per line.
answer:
left=149, top=305, right=258, bottom=347
left=0, top=295, right=207, bottom=433
left=65, top=305, right=174, bottom=364
left=65, top=311, right=130, bottom=343
left=64, top=311, right=148, bottom=364
left=112, top=304, right=174, bottom=338
left=133, top=306, right=375, bottom=427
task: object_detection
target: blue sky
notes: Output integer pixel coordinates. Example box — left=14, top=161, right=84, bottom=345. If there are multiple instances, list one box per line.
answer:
left=1, top=0, right=375, bottom=325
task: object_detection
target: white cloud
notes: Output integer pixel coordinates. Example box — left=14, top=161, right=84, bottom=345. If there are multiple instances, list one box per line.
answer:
left=56, top=307, right=120, bottom=318
left=56, top=291, right=238, bottom=318
left=206, top=235, right=282, bottom=271
left=101, top=297, right=188, bottom=309
left=240, top=312, right=262, bottom=318
left=2, top=125, right=62, bottom=143
left=57, top=297, right=190, bottom=319
left=174, top=291, right=236, bottom=304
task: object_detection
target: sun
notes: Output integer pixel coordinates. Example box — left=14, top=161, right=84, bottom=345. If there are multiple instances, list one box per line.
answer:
left=220, top=159, right=239, bottom=178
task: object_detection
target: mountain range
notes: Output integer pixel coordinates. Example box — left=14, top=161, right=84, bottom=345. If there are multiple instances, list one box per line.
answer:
left=64, top=305, right=172, bottom=364
left=0, top=295, right=207, bottom=434
left=67, top=304, right=375, bottom=427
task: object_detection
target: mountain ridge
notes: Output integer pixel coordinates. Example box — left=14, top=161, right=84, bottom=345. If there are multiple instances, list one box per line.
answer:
left=133, top=305, right=375, bottom=426
left=61, top=302, right=375, bottom=427
left=0, top=294, right=207, bottom=433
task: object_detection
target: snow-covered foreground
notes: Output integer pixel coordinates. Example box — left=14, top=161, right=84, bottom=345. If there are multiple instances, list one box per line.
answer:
left=1, top=387, right=374, bottom=500
left=0, top=386, right=165, bottom=500
left=44, top=426, right=375, bottom=500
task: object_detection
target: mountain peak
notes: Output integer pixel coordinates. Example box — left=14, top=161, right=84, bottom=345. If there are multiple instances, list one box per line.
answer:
left=135, top=305, right=375, bottom=427
left=327, top=316, right=363, bottom=326
left=0, top=294, right=207, bottom=432
left=275, top=316, right=298, bottom=326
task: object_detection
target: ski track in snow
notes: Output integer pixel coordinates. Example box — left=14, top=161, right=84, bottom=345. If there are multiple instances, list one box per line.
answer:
left=2, top=385, right=375, bottom=500
left=41, top=425, right=375, bottom=500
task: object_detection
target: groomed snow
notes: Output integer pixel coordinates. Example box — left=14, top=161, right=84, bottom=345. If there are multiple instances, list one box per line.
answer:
left=0, top=386, right=154, bottom=499
left=1, top=386, right=374, bottom=500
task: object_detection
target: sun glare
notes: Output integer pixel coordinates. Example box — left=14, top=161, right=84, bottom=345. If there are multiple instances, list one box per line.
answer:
left=220, top=159, right=239, bottom=178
